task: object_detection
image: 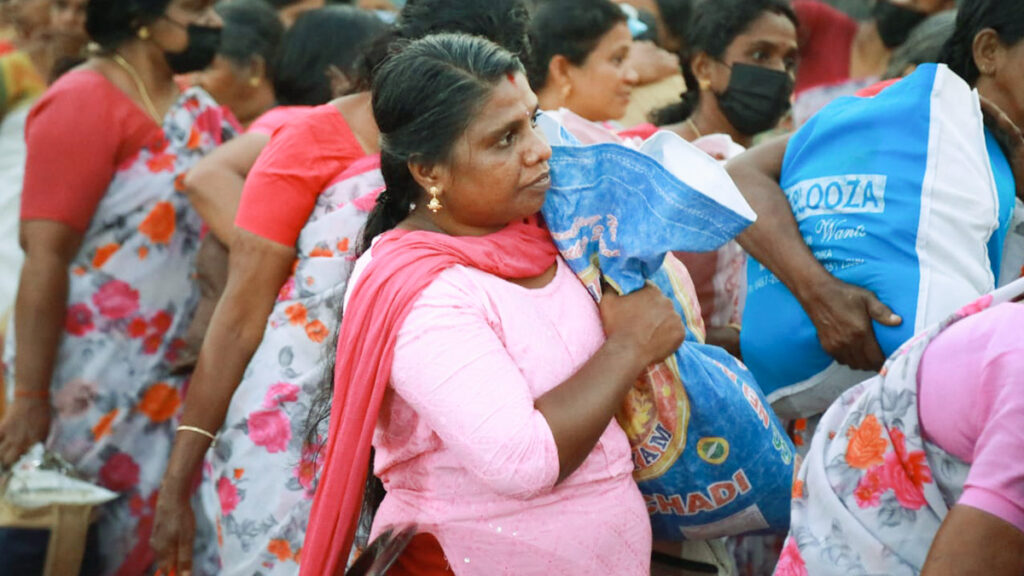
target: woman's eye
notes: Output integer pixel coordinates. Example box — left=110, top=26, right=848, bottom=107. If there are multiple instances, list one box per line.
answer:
left=752, top=50, right=769, bottom=62
left=530, top=113, right=540, bottom=128
left=499, top=132, right=515, bottom=147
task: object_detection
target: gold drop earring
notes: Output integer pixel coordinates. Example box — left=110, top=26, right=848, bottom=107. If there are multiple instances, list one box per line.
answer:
left=428, top=186, right=443, bottom=213
left=138, top=26, right=150, bottom=40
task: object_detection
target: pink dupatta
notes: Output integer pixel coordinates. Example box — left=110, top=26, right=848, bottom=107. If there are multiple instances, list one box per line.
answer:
left=301, top=219, right=558, bottom=575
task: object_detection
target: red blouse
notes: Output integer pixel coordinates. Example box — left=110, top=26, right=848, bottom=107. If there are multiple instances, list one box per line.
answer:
left=20, top=70, right=163, bottom=232
left=234, top=104, right=367, bottom=247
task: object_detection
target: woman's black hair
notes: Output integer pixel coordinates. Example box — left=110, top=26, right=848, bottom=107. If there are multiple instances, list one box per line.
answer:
left=397, top=0, right=532, bottom=62
left=360, top=33, right=524, bottom=250
left=85, top=0, right=172, bottom=49
left=347, top=0, right=533, bottom=99
left=272, top=5, right=388, bottom=105
left=214, top=0, right=284, bottom=78
left=303, top=2, right=532, bottom=486
left=525, top=0, right=626, bottom=91
left=884, top=10, right=956, bottom=80
left=939, top=0, right=1024, bottom=86
left=649, top=0, right=796, bottom=126
left=656, top=0, right=694, bottom=51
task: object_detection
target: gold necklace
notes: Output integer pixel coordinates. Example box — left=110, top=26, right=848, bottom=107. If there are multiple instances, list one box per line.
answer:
left=687, top=118, right=703, bottom=139
left=109, top=53, right=162, bottom=124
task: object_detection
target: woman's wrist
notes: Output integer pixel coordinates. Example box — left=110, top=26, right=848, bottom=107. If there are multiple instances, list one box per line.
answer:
left=789, top=263, right=836, bottom=309
left=13, top=386, right=50, bottom=403
left=602, top=333, right=649, bottom=376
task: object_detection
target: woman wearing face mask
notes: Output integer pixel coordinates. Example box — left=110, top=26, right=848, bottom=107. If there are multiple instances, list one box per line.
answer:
left=791, top=0, right=955, bottom=126
left=0, top=1, right=236, bottom=574
left=727, top=0, right=1024, bottom=420
left=650, top=0, right=797, bottom=357
left=527, top=0, right=640, bottom=127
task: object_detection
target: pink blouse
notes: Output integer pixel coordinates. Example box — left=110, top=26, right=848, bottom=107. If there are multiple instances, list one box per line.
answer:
left=918, top=302, right=1024, bottom=532
left=349, top=254, right=651, bottom=575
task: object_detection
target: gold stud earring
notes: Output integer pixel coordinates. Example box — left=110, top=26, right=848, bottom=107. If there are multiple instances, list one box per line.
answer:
left=137, top=26, right=150, bottom=40
left=427, top=186, right=443, bottom=213
left=699, top=78, right=711, bottom=91
left=249, top=77, right=261, bottom=88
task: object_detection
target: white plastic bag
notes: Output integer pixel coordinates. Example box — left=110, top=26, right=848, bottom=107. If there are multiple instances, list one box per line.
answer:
left=3, top=444, right=116, bottom=509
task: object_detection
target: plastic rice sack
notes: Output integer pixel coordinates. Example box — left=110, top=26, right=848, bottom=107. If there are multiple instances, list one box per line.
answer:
left=538, top=115, right=796, bottom=541
left=742, top=64, right=1019, bottom=420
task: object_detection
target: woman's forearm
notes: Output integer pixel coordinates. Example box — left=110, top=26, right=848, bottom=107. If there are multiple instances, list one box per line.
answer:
left=161, top=232, right=295, bottom=488
left=727, top=136, right=834, bottom=302
left=726, top=137, right=900, bottom=369
left=923, top=505, right=1024, bottom=576
left=536, top=334, right=647, bottom=483
left=14, top=252, right=70, bottom=393
left=183, top=166, right=245, bottom=245
left=183, top=133, right=270, bottom=245
left=161, top=290, right=271, bottom=485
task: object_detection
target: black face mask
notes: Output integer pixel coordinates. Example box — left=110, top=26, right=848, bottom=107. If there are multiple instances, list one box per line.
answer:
left=162, top=21, right=221, bottom=74
left=715, top=63, right=794, bottom=136
left=873, top=0, right=928, bottom=48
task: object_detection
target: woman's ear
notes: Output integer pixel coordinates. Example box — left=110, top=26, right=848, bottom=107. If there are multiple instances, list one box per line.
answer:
left=972, top=28, right=1004, bottom=78
left=407, top=159, right=447, bottom=196
left=248, top=55, right=268, bottom=88
left=691, top=51, right=713, bottom=91
left=326, top=64, right=353, bottom=98
left=548, top=54, right=575, bottom=103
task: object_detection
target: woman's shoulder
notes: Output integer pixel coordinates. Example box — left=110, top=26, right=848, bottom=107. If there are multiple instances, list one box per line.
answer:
left=47, top=67, right=111, bottom=91
left=246, top=105, right=312, bottom=136
left=263, top=102, right=363, bottom=162
left=30, top=67, right=150, bottom=131
left=347, top=244, right=572, bottom=314
left=32, top=69, right=112, bottom=112
left=925, top=301, right=1024, bottom=378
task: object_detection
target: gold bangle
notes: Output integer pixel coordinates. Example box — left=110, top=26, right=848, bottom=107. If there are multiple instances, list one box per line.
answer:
left=176, top=425, right=217, bottom=447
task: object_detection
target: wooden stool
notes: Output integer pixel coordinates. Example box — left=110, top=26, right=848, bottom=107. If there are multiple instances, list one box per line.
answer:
left=0, top=497, right=98, bottom=576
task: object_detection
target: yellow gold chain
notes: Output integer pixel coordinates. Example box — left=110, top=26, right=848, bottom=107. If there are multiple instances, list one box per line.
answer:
left=110, top=53, right=162, bottom=124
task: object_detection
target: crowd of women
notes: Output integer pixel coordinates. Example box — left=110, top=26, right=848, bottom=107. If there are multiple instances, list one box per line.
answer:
left=0, top=0, right=1020, bottom=574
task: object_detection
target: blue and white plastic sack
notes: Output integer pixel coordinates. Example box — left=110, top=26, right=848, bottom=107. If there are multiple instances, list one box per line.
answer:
left=742, top=64, right=1018, bottom=420
left=538, top=115, right=796, bottom=541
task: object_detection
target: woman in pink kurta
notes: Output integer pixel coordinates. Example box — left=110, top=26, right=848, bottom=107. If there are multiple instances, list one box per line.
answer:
left=303, top=34, right=685, bottom=576
left=347, top=248, right=650, bottom=574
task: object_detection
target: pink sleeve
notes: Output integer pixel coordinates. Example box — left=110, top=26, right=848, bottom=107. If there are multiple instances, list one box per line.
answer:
left=959, top=347, right=1024, bottom=532
left=919, top=303, right=1024, bottom=533
left=390, top=269, right=561, bottom=499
